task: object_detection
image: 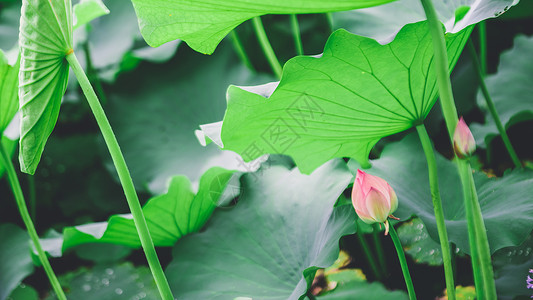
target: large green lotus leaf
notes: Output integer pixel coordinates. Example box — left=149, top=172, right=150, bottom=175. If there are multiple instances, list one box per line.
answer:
left=166, top=160, right=355, bottom=300
left=214, top=21, right=470, bottom=174
left=79, top=0, right=179, bottom=82
left=0, top=49, right=19, bottom=135
left=7, top=284, right=39, bottom=300
left=0, top=224, right=34, bottom=300
left=0, top=136, right=18, bottom=179
left=471, top=34, right=533, bottom=147
left=73, top=0, right=109, bottom=30
left=46, top=263, right=158, bottom=300
left=398, top=217, right=445, bottom=266
left=332, top=0, right=518, bottom=43
left=106, top=43, right=273, bottom=193
left=19, top=0, right=73, bottom=174
left=318, top=269, right=408, bottom=299
left=130, top=0, right=395, bottom=54
left=42, top=167, right=233, bottom=254
left=493, top=234, right=533, bottom=300
left=348, top=133, right=533, bottom=254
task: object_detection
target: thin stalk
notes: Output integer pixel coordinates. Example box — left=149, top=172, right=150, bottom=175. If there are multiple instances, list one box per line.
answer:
left=389, top=223, right=416, bottom=300
left=252, top=17, right=283, bottom=78
left=420, top=0, right=497, bottom=298
left=415, top=124, right=456, bottom=300
left=466, top=40, right=521, bottom=168
left=457, top=161, right=485, bottom=299
left=458, top=160, right=495, bottom=298
left=325, top=12, right=334, bottom=32
left=82, top=41, right=107, bottom=105
left=478, top=22, right=487, bottom=75
left=28, top=174, right=36, bottom=220
left=0, top=144, right=66, bottom=300
left=290, top=15, right=304, bottom=55
left=230, top=30, right=255, bottom=71
left=66, top=52, right=174, bottom=300
left=356, top=232, right=382, bottom=279
left=372, top=223, right=387, bottom=275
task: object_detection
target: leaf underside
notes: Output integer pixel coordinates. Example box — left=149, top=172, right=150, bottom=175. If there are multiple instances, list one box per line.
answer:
left=0, top=51, right=20, bottom=135
left=19, top=0, right=73, bottom=174
left=166, top=160, right=355, bottom=300
left=130, top=0, right=395, bottom=54
left=218, top=21, right=471, bottom=174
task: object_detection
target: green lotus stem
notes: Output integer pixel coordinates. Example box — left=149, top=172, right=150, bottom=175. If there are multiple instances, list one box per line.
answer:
left=356, top=232, right=382, bottom=279
left=66, top=52, right=175, bottom=300
left=325, top=12, right=334, bottom=32
left=0, top=143, right=66, bottom=300
left=420, top=0, right=497, bottom=298
left=478, top=22, right=487, bottom=75
left=416, top=124, right=456, bottom=300
left=388, top=222, right=416, bottom=300
left=28, top=174, right=36, bottom=220
left=230, top=30, right=255, bottom=71
left=372, top=223, right=387, bottom=274
left=458, top=160, right=495, bottom=298
left=252, top=16, right=283, bottom=78
left=466, top=40, right=522, bottom=168
left=290, top=14, right=304, bottom=55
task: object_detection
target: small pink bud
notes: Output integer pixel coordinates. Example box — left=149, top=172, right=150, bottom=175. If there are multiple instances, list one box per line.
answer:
left=351, top=170, right=398, bottom=234
left=453, top=117, right=476, bottom=159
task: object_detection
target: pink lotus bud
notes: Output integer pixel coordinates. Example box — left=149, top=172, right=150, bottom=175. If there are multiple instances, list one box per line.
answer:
left=351, top=170, right=398, bottom=234
left=453, top=117, right=476, bottom=159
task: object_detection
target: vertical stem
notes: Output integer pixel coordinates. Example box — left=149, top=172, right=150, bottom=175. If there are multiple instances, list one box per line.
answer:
left=82, top=41, right=107, bottom=105
left=0, top=144, right=66, bottom=300
left=230, top=30, right=255, bottom=71
left=478, top=22, right=487, bottom=75
left=290, top=14, right=304, bottom=55
left=325, top=12, right=334, bottom=32
left=372, top=223, right=387, bottom=275
left=415, top=124, right=456, bottom=300
left=420, top=1, right=497, bottom=297
left=356, top=232, right=382, bottom=279
left=66, top=53, right=174, bottom=300
left=252, top=16, right=283, bottom=78
left=389, top=223, right=416, bottom=300
left=28, top=174, right=36, bottom=220
left=466, top=40, right=522, bottom=168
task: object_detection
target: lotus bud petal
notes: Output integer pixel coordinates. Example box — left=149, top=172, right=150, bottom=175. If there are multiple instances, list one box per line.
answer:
left=453, top=117, right=476, bottom=159
left=351, top=170, right=398, bottom=226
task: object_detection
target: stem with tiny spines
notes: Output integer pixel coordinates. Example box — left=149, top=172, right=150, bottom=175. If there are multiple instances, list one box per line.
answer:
left=0, top=142, right=66, bottom=300
left=416, top=124, right=455, bottom=300
left=419, top=0, right=497, bottom=298
left=466, top=39, right=521, bottom=168
left=388, top=221, right=417, bottom=300
left=66, top=52, right=175, bottom=300
left=252, top=16, right=282, bottom=78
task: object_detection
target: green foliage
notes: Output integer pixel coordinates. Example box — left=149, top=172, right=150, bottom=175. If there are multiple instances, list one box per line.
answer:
left=47, top=263, right=158, bottom=299
left=166, top=160, right=355, bottom=300
left=398, top=218, right=444, bottom=266
left=7, top=284, right=39, bottom=300
left=349, top=133, right=533, bottom=254
left=41, top=167, right=233, bottom=253
left=471, top=34, right=533, bottom=147
left=0, top=49, right=19, bottom=135
left=130, top=0, right=395, bottom=54
left=106, top=44, right=272, bottom=193
left=332, top=0, right=519, bottom=42
left=493, top=235, right=533, bottom=299
left=72, top=0, right=109, bottom=30
left=318, top=269, right=408, bottom=299
left=213, top=21, right=470, bottom=173
left=0, top=224, right=34, bottom=300
left=18, top=0, right=73, bottom=174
